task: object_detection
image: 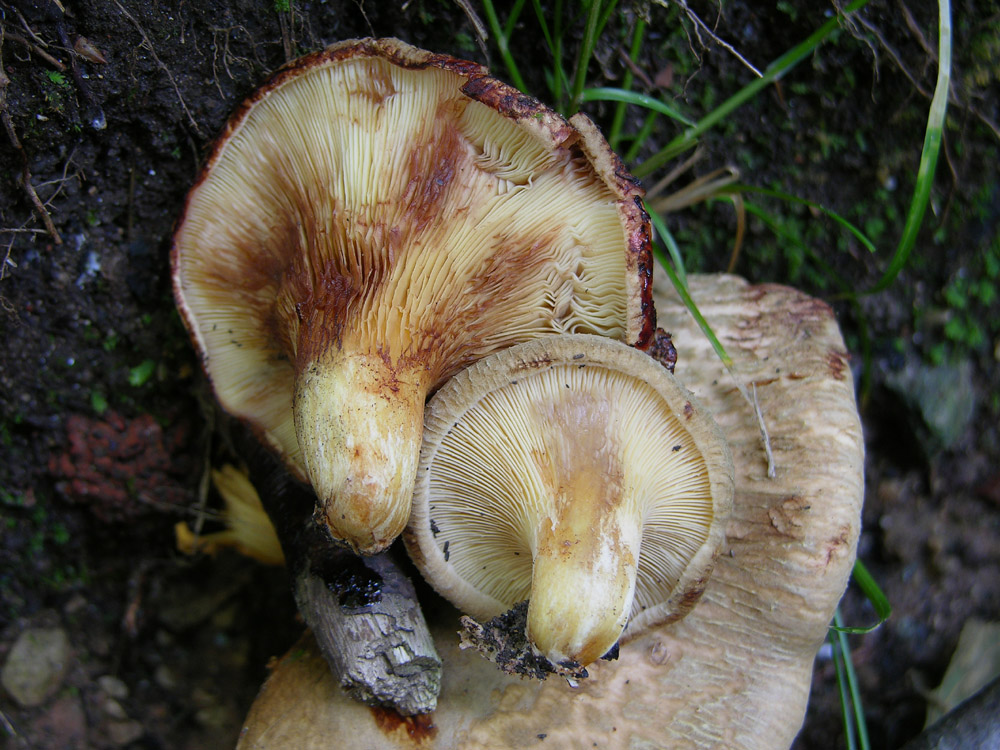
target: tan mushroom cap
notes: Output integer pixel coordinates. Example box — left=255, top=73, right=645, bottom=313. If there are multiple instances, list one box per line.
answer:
left=404, top=334, right=734, bottom=670
left=238, top=272, right=864, bottom=750
left=171, top=38, right=654, bottom=554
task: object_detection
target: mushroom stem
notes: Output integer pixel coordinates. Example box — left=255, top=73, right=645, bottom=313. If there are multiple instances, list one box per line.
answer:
left=293, top=350, right=427, bottom=555
left=527, top=472, right=641, bottom=668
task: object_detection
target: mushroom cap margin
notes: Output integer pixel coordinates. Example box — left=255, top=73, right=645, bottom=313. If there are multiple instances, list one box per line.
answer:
left=170, top=36, right=655, bottom=481
left=402, top=333, right=735, bottom=646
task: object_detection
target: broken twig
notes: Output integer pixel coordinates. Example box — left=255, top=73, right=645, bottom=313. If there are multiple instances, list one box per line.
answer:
left=240, top=436, right=442, bottom=715
left=0, top=38, right=62, bottom=245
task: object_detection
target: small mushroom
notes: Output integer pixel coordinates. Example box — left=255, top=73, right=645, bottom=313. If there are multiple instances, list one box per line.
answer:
left=171, top=38, right=653, bottom=554
left=174, top=464, right=285, bottom=566
left=404, top=334, right=734, bottom=672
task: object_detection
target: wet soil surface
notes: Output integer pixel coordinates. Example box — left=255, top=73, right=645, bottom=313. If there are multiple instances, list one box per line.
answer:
left=1, top=1, right=998, bottom=748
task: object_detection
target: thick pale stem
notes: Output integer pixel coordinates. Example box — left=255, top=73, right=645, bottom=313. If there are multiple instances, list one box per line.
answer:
left=526, top=475, right=642, bottom=668
left=293, top=351, right=427, bottom=555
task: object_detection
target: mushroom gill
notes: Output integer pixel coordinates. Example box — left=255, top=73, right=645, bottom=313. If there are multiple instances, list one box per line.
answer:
left=171, top=38, right=653, bottom=554
left=404, top=334, right=734, bottom=670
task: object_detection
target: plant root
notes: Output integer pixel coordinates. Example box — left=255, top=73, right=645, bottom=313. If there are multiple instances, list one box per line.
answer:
left=0, top=43, right=62, bottom=245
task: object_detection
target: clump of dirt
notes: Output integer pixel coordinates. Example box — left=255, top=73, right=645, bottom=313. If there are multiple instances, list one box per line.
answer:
left=48, top=411, right=193, bottom=523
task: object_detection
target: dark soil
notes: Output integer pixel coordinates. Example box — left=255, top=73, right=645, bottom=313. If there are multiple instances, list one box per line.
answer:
left=1, top=1, right=998, bottom=748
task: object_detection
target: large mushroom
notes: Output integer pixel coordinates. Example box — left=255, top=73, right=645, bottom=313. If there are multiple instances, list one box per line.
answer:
left=171, top=38, right=653, bottom=554
left=404, top=334, right=735, bottom=674
left=237, top=272, right=865, bottom=749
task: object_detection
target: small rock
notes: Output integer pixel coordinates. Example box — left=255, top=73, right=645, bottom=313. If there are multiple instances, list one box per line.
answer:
left=195, top=703, right=238, bottom=730
left=191, top=685, right=217, bottom=708
left=97, top=674, right=129, bottom=700
left=1, top=628, right=72, bottom=707
left=884, top=358, right=976, bottom=452
left=154, top=664, right=178, bottom=691
left=63, top=594, right=88, bottom=615
left=32, top=694, right=87, bottom=749
left=107, top=719, right=144, bottom=746
left=90, top=632, right=113, bottom=658
left=102, top=697, right=129, bottom=721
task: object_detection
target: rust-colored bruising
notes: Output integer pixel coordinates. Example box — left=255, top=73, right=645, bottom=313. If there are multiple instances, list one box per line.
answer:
left=287, top=262, right=355, bottom=371
left=461, top=76, right=567, bottom=128
left=650, top=576, right=712, bottom=630
left=627, top=196, right=656, bottom=350
left=370, top=706, right=437, bottom=743
left=172, top=37, right=657, bottom=552
left=827, top=349, right=849, bottom=381
left=173, top=37, right=654, bottom=376
left=823, top=525, right=853, bottom=567
left=510, top=357, right=554, bottom=375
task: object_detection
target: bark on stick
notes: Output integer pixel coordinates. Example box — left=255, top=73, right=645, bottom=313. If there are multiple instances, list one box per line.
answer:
left=242, top=437, right=442, bottom=715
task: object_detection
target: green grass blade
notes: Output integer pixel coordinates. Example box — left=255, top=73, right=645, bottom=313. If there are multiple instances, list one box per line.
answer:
left=608, top=18, right=646, bottom=148
left=650, top=238, right=732, bottom=370
left=646, top=202, right=687, bottom=286
left=866, top=0, right=951, bottom=293
left=833, top=609, right=872, bottom=750
left=567, top=0, right=611, bottom=115
left=481, top=0, right=529, bottom=93
left=650, top=197, right=786, bottom=478
left=530, top=0, right=570, bottom=102
left=503, top=0, right=528, bottom=40
left=553, top=0, right=565, bottom=102
left=739, top=200, right=861, bottom=287
left=624, top=110, right=659, bottom=163
left=596, top=0, right=619, bottom=38
left=582, top=87, right=696, bottom=127
left=831, top=560, right=892, bottom=634
left=633, top=0, right=872, bottom=178
left=734, top=185, right=877, bottom=255
left=831, top=622, right=858, bottom=750
left=657, top=259, right=734, bottom=369
left=652, top=223, right=780, bottom=477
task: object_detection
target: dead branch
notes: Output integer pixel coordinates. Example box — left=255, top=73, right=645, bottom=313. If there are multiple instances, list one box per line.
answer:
left=239, top=435, right=442, bottom=716
left=277, top=8, right=294, bottom=64
left=48, top=11, right=105, bottom=130
left=1, top=29, right=66, bottom=70
left=1, top=234, right=17, bottom=284
left=619, top=48, right=655, bottom=89
left=451, top=0, right=490, bottom=61
left=655, top=0, right=763, bottom=78
left=0, top=36, right=62, bottom=245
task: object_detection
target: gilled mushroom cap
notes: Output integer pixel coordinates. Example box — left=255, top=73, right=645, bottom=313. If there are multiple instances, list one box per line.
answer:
left=237, top=272, right=864, bottom=750
left=171, top=38, right=654, bottom=554
left=404, top=334, right=734, bottom=670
